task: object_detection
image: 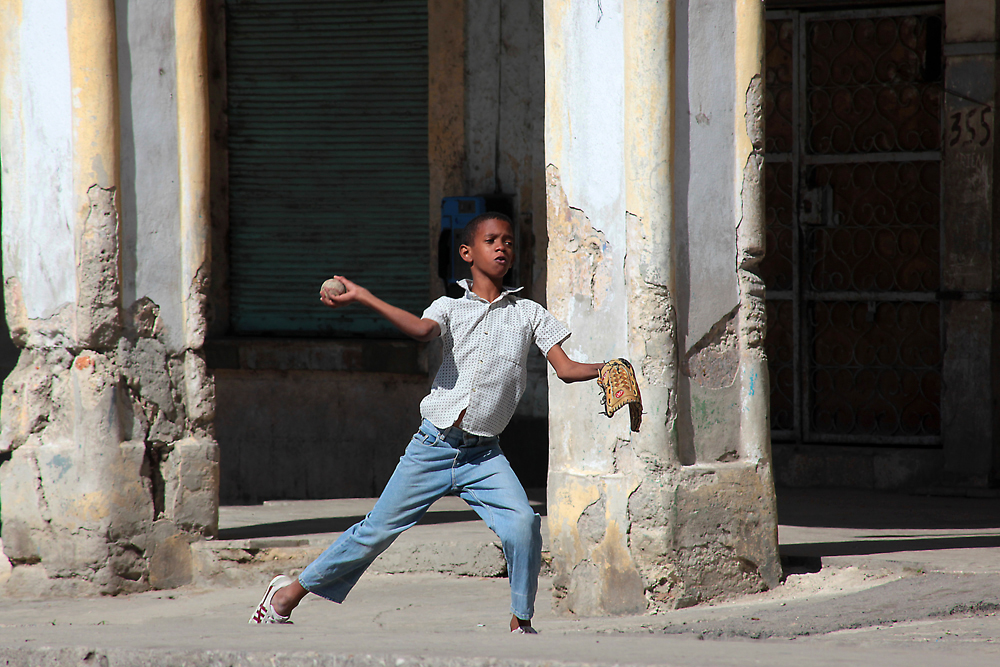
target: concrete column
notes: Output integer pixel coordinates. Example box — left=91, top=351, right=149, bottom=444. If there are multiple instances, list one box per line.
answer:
left=69, top=0, right=122, bottom=348
left=940, top=0, right=998, bottom=487
left=173, top=1, right=220, bottom=533
left=176, top=0, right=211, bottom=350
left=626, top=0, right=779, bottom=609
left=624, top=0, right=678, bottom=466
left=428, top=0, right=465, bottom=298
left=619, top=0, right=682, bottom=615
left=545, top=0, right=779, bottom=615
left=0, top=0, right=219, bottom=596
left=733, top=0, right=768, bottom=464
left=465, top=0, right=546, bottom=302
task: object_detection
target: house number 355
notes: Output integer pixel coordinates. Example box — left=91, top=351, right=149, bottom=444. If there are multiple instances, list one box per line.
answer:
left=949, top=106, right=992, bottom=147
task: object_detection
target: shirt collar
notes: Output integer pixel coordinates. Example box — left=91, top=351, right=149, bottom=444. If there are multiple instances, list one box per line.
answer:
left=458, top=279, right=524, bottom=303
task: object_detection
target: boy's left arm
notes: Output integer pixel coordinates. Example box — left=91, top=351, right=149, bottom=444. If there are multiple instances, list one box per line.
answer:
left=546, top=344, right=603, bottom=383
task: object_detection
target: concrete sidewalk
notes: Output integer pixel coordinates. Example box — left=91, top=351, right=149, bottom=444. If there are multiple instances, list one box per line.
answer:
left=1, top=488, right=999, bottom=666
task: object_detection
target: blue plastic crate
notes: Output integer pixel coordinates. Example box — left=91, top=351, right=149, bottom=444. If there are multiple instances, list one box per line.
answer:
left=439, top=196, right=487, bottom=285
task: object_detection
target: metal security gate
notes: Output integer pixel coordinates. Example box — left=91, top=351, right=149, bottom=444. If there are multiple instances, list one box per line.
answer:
left=226, top=0, right=429, bottom=336
left=762, top=6, right=944, bottom=445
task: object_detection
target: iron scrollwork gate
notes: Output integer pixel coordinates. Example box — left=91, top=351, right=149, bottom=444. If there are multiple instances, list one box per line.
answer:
left=763, top=5, right=944, bottom=446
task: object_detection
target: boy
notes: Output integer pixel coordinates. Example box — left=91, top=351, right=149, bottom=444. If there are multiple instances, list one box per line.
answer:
left=249, top=213, right=603, bottom=633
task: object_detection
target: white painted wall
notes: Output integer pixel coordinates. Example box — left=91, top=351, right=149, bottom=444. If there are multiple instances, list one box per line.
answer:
left=117, top=0, right=185, bottom=352
left=546, top=0, right=630, bottom=475
left=0, top=0, right=186, bottom=347
left=553, top=0, right=626, bottom=348
left=679, top=0, right=739, bottom=346
left=1, top=0, right=75, bottom=320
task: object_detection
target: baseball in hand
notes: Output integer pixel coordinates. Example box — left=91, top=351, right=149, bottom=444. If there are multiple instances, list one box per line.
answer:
left=321, top=278, right=346, bottom=297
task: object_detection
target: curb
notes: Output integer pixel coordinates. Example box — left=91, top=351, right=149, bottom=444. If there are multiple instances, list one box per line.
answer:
left=0, top=646, right=628, bottom=667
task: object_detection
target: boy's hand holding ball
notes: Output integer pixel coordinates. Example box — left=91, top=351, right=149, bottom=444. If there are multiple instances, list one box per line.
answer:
left=320, top=276, right=350, bottom=308
left=322, top=278, right=346, bottom=297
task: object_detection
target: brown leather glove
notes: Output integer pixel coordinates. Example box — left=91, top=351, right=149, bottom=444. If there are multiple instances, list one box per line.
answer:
left=597, top=358, right=642, bottom=432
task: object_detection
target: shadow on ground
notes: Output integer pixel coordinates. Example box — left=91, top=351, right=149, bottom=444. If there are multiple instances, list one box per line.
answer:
left=782, top=534, right=1000, bottom=559
left=220, top=509, right=493, bottom=540
left=643, top=573, right=1000, bottom=640
left=776, top=487, right=1000, bottom=530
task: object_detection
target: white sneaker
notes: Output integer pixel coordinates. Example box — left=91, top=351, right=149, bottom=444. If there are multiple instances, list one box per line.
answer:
left=249, top=575, right=294, bottom=624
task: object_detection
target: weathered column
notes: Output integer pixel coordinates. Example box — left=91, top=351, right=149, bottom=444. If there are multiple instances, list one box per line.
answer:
left=940, top=0, right=999, bottom=487
left=170, top=0, right=220, bottom=548
left=620, top=0, right=682, bottom=612
left=624, top=0, right=678, bottom=463
left=428, top=0, right=465, bottom=295
left=545, top=0, right=780, bottom=615
left=669, top=0, right=782, bottom=600
left=733, top=0, right=769, bottom=465
left=545, top=0, right=647, bottom=616
left=177, top=0, right=211, bottom=349
left=0, top=0, right=218, bottom=596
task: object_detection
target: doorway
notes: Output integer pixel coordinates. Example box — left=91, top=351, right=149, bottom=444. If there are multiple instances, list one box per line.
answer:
left=762, top=6, right=944, bottom=446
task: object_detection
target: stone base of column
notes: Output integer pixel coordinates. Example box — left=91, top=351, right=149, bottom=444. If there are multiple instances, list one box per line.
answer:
left=549, top=462, right=780, bottom=615
left=0, top=315, right=219, bottom=597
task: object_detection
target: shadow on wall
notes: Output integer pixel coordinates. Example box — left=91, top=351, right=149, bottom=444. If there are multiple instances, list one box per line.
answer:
left=0, top=219, right=21, bottom=490
left=215, top=368, right=429, bottom=504
left=500, top=415, right=548, bottom=489
left=0, top=233, right=21, bottom=382
left=215, top=382, right=549, bottom=504
left=776, top=487, right=1000, bottom=530
left=213, top=341, right=551, bottom=504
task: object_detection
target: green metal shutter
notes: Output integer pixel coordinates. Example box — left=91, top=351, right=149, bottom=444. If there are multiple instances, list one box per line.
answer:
left=226, top=0, right=429, bottom=336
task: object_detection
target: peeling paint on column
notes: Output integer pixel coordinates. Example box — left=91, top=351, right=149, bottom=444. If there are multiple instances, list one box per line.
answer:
left=683, top=308, right=741, bottom=463
left=543, top=0, right=780, bottom=615
left=684, top=307, right=738, bottom=390
left=626, top=213, right=678, bottom=395
left=176, top=0, right=211, bottom=351
left=550, top=472, right=646, bottom=616
left=547, top=473, right=602, bottom=568
left=731, top=2, right=781, bottom=588
left=546, top=166, right=615, bottom=312
left=736, top=71, right=771, bottom=461
left=0, top=0, right=221, bottom=597
left=75, top=185, right=122, bottom=350
left=0, top=298, right=219, bottom=594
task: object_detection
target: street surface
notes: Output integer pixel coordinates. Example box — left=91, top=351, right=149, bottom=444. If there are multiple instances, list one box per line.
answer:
left=0, top=488, right=998, bottom=666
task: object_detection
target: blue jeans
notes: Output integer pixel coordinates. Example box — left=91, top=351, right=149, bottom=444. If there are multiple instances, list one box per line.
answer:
left=298, top=419, right=543, bottom=619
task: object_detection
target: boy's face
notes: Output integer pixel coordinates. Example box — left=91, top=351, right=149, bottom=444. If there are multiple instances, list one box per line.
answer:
left=459, top=218, right=514, bottom=282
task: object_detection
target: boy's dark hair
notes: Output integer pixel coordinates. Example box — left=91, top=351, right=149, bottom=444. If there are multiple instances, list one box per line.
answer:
left=460, top=212, right=514, bottom=247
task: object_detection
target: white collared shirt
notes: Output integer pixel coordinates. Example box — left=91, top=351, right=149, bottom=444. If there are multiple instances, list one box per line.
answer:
left=420, top=280, right=570, bottom=436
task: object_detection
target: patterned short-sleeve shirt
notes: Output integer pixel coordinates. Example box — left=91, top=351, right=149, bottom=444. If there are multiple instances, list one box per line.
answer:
left=420, top=280, right=570, bottom=436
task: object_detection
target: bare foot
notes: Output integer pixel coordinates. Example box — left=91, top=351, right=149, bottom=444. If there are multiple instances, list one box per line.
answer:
left=510, top=615, right=534, bottom=632
left=272, top=579, right=309, bottom=617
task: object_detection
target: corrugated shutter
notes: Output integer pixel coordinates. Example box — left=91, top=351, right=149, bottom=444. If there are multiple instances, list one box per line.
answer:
left=226, top=0, right=429, bottom=336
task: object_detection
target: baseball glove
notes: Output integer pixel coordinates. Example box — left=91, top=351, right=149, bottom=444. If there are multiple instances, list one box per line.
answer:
left=598, top=358, right=642, bottom=432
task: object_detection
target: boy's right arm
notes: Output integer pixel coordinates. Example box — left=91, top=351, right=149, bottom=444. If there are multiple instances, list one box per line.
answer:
left=320, top=276, right=440, bottom=342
